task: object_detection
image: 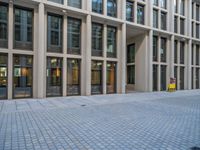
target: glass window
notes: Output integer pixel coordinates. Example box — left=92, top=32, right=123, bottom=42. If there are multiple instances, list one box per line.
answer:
left=196, top=45, right=199, bottom=65
left=67, top=59, right=80, bottom=96
left=196, top=68, right=200, bottom=89
left=68, top=0, right=81, bottom=9
left=107, top=26, right=117, bottom=58
left=0, top=4, right=8, bottom=48
left=0, top=54, right=7, bottom=99
left=174, top=40, right=178, bottom=64
left=67, top=17, right=81, bottom=55
left=92, top=0, right=103, bottom=14
left=91, top=61, right=103, bottom=94
left=154, top=0, right=158, bottom=6
left=174, top=66, right=178, bottom=90
left=48, top=0, right=63, bottom=4
left=153, top=65, right=158, bottom=91
left=180, top=67, right=184, bottom=90
left=137, top=4, right=144, bottom=25
left=107, top=0, right=117, bottom=17
left=107, top=62, right=116, bottom=94
left=180, top=42, right=185, bottom=64
left=153, top=36, right=158, bottom=61
left=180, top=0, right=185, bottom=16
left=174, top=0, right=178, bottom=13
left=180, top=18, right=185, bottom=35
left=192, top=44, right=194, bottom=65
left=127, top=65, right=135, bottom=84
left=126, top=1, right=134, bottom=22
left=46, top=57, right=62, bottom=97
left=174, top=16, right=178, bottom=33
left=160, top=37, right=167, bottom=62
left=161, top=12, right=167, bottom=30
left=160, top=65, right=167, bottom=91
left=47, top=14, right=63, bottom=53
left=14, top=7, right=33, bottom=50
left=92, top=23, right=103, bottom=56
left=13, top=55, right=33, bottom=98
left=127, top=44, right=135, bottom=63
left=160, top=0, right=166, bottom=9
left=153, top=9, right=158, bottom=28
left=197, top=5, right=200, bottom=21
left=196, top=24, right=199, bottom=39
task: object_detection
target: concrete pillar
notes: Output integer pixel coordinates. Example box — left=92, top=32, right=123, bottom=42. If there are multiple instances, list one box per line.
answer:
left=7, top=2, right=13, bottom=99
left=187, top=40, right=192, bottom=90
left=84, top=15, right=92, bottom=95
left=37, top=3, right=46, bottom=98
left=103, top=24, right=107, bottom=94
left=170, top=35, right=175, bottom=78
left=147, top=30, right=153, bottom=91
left=63, top=16, right=67, bottom=96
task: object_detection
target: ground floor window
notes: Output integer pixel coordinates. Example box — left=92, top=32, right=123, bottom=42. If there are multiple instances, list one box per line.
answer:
left=153, top=65, right=158, bottom=91
left=196, top=68, right=199, bottom=89
left=127, top=65, right=135, bottom=84
left=0, top=54, right=8, bottom=99
left=107, top=62, right=116, bottom=94
left=91, top=60, right=103, bottom=94
left=46, top=57, right=62, bottom=97
left=174, top=66, right=178, bottom=90
left=160, top=65, right=167, bottom=91
left=13, top=55, right=33, bottom=98
left=180, top=67, right=185, bottom=90
left=67, top=59, right=81, bottom=96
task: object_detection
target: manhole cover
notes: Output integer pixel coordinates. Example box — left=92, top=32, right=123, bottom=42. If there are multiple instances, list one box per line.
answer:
left=191, top=147, right=200, bottom=150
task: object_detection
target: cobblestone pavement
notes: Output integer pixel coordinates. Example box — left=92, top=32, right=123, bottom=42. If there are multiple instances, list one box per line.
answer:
left=0, top=90, right=200, bottom=150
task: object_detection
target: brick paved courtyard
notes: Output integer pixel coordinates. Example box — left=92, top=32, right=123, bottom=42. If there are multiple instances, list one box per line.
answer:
left=0, top=90, right=200, bottom=150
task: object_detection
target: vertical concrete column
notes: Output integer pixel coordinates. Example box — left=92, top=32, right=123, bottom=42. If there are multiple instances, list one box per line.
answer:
left=187, top=40, right=192, bottom=90
left=37, top=3, right=45, bottom=98
left=118, top=23, right=126, bottom=93
left=84, top=15, right=92, bottom=95
left=7, top=2, right=13, bottom=99
left=103, top=24, right=107, bottom=94
left=194, top=44, right=196, bottom=89
left=170, top=35, right=175, bottom=78
left=147, top=30, right=153, bottom=91
left=63, top=16, right=67, bottom=96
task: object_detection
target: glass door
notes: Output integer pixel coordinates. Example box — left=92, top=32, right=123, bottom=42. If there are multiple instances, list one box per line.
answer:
left=0, top=54, right=8, bottom=99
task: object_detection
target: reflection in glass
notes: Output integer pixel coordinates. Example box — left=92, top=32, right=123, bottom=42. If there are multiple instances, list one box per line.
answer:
left=160, top=65, right=166, bottom=91
left=46, top=57, right=62, bottom=97
left=153, top=65, right=158, bottom=91
left=13, top=55, right=33, bottom=98
left=0, top=54, right=7, bottom=99
left=67, top=59, right=80, bottom=96
left=107, top=0, right=117, bottom=17
left=0, top=4, right=8, bottom=48
left=107, top=62, right=116, bottom=94
left=126, top=1, right=134, bottom=22
left=92, top=23, right=103, bottom=56
left=107, top=26, right=117, bottom=58
left=92, top=0, right=103, bottom=14
left=91, top=61, right=103, bottom=94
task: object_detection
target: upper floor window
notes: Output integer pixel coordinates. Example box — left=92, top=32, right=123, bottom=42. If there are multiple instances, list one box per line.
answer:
left=92, top=23, right=103, bottom=56
left=174, top=0, right=178, bottom=13
left=174, top=16, right=178, bottom=33
left=67, top=17, right=81, bottom=55
left=196, top=5, right=200, bottom=21
left=92, top=0, right=103, bottom=14
left=160, top=37, right=167, bottom=62
left=48, top=0, right=63, bottom=4
left=137, top=4, right=144, bottom=25
left=126, top=1, right=134, bottom=22
left=47, top=14, right=63, bottom=53
left=153, top=9, right=158, bottom=28
left=160, top=0, right=166, bottom=9
left=14, top=7, right=33, bottom=50
left=68, top=0, right=81, bottom=9
left=174, top=40, right=178, bottom=64
left=107, top=26, right=117, bottom=58
left=180, top=18, right=185, bottom=35
left=180, top=42, right=185, bottom=64
left=153, top=0, right=158, bottom=6
left=180, top=0, right=185, bottom=16
left=107, top=0, right=117, bottom=18
left=161, top=12, right=167, bottom=30
left=196, top=24, right=200, bottom=39
left=127, top=44, right=135, bottom=63
left=153, top=36, right=158, bottom=61
left=0, top=4, right=8, bottom=48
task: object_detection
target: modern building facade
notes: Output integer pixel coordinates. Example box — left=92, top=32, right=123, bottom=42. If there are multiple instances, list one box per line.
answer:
left=0, top=0, right=200, bottom=99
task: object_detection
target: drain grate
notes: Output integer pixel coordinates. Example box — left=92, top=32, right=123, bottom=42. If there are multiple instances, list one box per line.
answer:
left=191, top=147, right=200, bottom=150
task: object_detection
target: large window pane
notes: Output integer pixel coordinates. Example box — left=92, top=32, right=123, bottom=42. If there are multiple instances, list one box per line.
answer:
left=180, top=18, right=185, bottom=35
left=46, top=57, right=62, bottom=97
left=137, top=4, right=144, bottom=25
left=161, top=12, right=167, bottom=30
left=174, top=16, right=178, bottom=33
left=196, top=24, right=199, bottom=39
left=153, top=36, right=158, bottom=62
left=196, top=45, right=199, bottom=65
left=127, top=44, right=135, bottom=63
left=174, top=66, right=178, bottom=90
left=196, top=68, right=200, bottom=89
left=91, top=61, right=103, bottom=94
left=180, top=42, right=185, bottom=64
left=127, top=65, right=135, bottom=84
left=47, top=14, right=63, bottom=53
left=160, top=0, right=166, bottom=9
left=107, top=62, right=116, bottom=94
left=160, top=37, right=167, bottom=62
left=14, top=7, right=33, bottom=50
left=92, top=23, right=103, bottom=56
left=196, top=5, right=200, bottom=21
left=0, top=4, right=8, bottom=48
left=48, top=0, right=63, bottom=4
left=160, top=65, right=167, bottom=91
left=92, top=0, right=103, bottom=14
left=67, top=59, right=80, bottom=96
left=174, top=40, right=178, bottom=64
left=154, top=0, right=158, bottom=6
left=107, top=26, right=117, bottom=58
left=126, top=1, right=134, bottom=22
left=0, top=54, right=7, bottom=99
left=153, top=65, right=158, bottom=91
left=180, top=67, right=184, bottom=90
left=67, top=17, right=81, bottom=55
left=107, top=0, right=117, bottom=17
left=180, top=0, right=185, bottom=16
left=13, top=55, right=33, bottom=98
left=68, top=0, right=81, bottom=9
left=153, top=9, right=158, bottom=28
